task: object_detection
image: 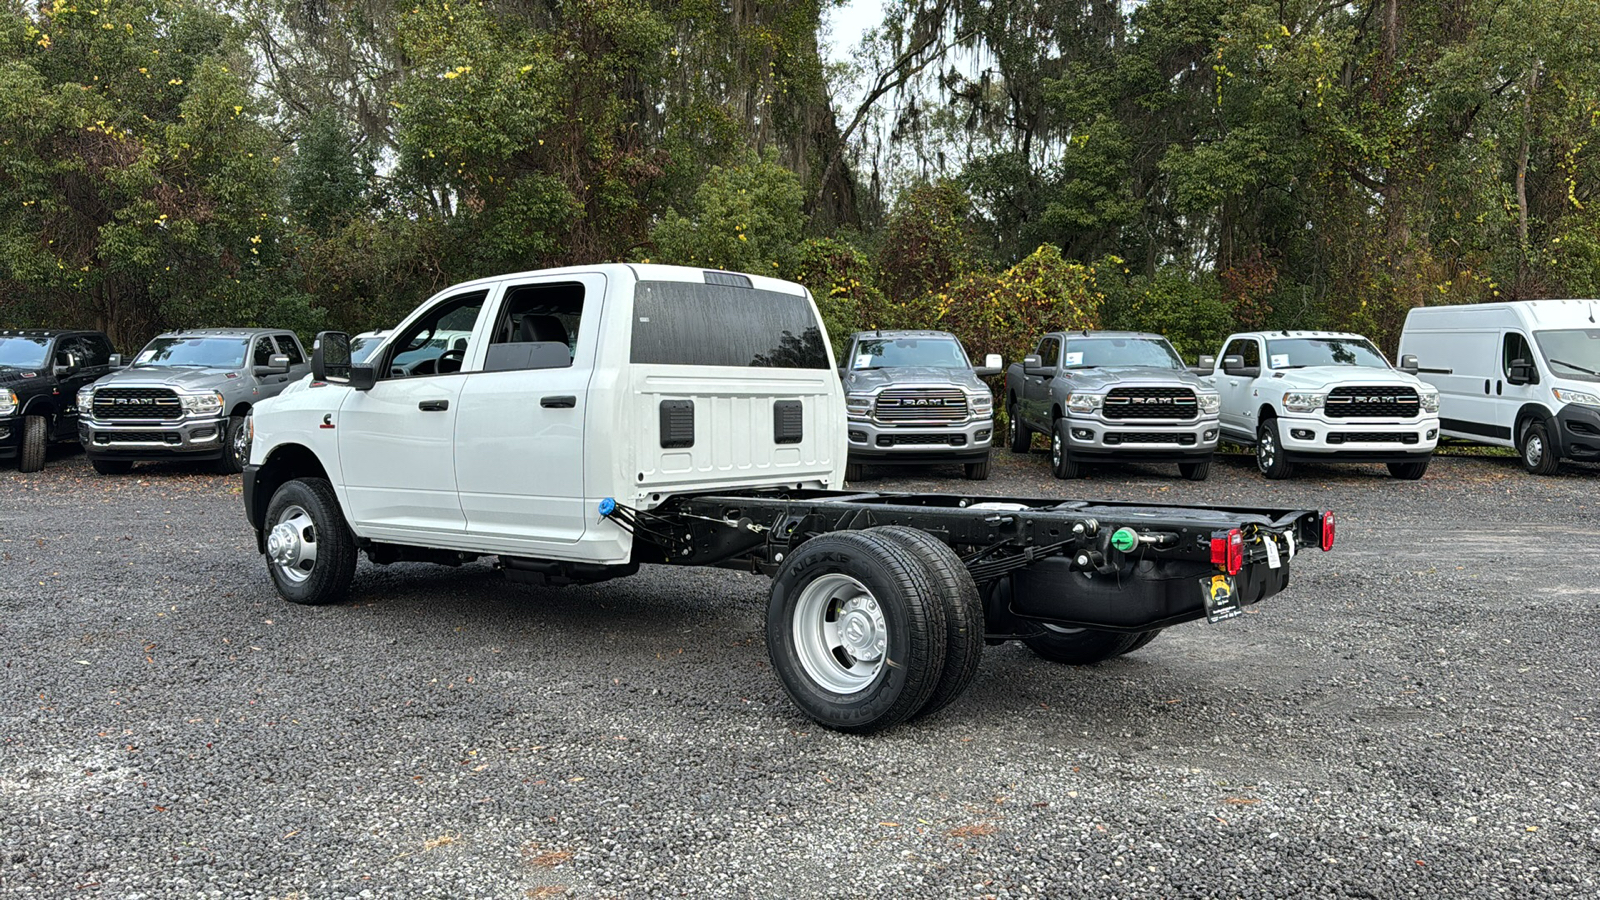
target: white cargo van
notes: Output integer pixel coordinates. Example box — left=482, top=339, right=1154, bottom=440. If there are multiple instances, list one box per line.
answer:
left=1398, top=300, right=1600, bottom=474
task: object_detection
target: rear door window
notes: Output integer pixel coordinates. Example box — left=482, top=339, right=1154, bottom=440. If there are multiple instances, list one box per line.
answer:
left=631, top=280, right=828, bottom=369
left=275, top=335, right=305, bottom=365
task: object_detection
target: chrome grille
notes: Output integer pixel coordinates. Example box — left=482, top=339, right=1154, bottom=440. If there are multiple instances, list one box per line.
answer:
left=872, top=388, right=968, bottom=424
left=92, top=387, right=181, bottom=421
left=1103, top=387, right=1198, bottom=420
left=1324, top=386, right=1420, bottom=419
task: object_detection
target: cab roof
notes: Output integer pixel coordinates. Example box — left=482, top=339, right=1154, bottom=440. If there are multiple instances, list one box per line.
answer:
left=1050, top=330, right=1168, bottom=341
left=154, top=327, right=292, bottom=339
left=1233, top=330, right=1370, bottom=340
left=0, top=328, right=96, bottom=339
left=438, top=263, right=808, bottom=298
left=851, top=329, right=959, bottom=340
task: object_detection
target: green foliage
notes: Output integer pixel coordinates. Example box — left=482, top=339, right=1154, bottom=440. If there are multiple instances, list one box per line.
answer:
left=1096, top=264, right=1234, bottom=362
left=650, top=150, right=805, bottom=275
left=286, top=109, right=371, bottom=233
left=876, top=182, right=985, bottom=303
left=929, top=244, right=1100, bottom=365
left=790, top=237, right=884, bottom=354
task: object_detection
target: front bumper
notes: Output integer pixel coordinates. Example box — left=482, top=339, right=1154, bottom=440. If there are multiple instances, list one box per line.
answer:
left=1276, top=413, right=1439, bottom=463
left=79, top=416, right=228, bottom=461
left=0, top=417, right=15, bottom=458
left=847, top=416, right=994, bottom=464
left=1064, top=413, right=1219, bottom=461
left=1555, top=405, right=1600, bottom=460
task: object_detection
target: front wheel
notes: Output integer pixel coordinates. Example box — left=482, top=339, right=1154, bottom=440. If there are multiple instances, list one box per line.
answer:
left=263, top=477, right=358, bottom=605
left=1387, top=459, right=1429, bottom=480
left=1006, top=403, right=1031, bottom=453
left=963, top=457, right=990, bottom=480
left=1255, top=418, right=1295, bottom=480
left=1050, top=419, right=1082, bottom=479
left=1179, top=459, right=1211, bottom=481
left=766, top=530, right=947, bottom=733
left=214, top=415, right=248, bottom=475
left=844, top=461, right=866, bottom=483
left=1518, top=420, right=1560, bottom=476
left=17, top=415, right=48, bottom=472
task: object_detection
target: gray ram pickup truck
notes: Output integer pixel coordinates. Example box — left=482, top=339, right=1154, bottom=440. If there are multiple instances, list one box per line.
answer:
left=1004, top=330, right=1221, bottom=480
left=842, top=330, right=1002, bottom=481
left=78, top=328, right=310, bottom=475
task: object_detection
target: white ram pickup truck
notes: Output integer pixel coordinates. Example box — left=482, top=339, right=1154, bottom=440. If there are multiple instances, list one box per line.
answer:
left=244, top=264, right=1335, bottom=732
left=1210, top=330, right=1441, bottom=479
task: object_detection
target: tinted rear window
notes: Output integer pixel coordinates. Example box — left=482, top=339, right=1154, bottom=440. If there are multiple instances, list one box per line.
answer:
left=631, top=280, right=829, bottom=368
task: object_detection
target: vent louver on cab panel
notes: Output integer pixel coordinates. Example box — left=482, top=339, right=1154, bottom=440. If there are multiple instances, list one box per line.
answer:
left=659, top=399, right=695, bottom=448
left=773, top=400, right=803, bottom=444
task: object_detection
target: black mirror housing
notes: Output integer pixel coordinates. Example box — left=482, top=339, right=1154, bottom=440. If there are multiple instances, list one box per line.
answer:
left=311, top=331, right=353, bottom=384
left=1507, top=358, right=1539, bottom=385
left=1399, top=353, right=1419, bottom=376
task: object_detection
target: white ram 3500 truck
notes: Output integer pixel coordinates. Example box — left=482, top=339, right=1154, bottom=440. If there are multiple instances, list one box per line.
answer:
left=244, top=264, right=1335, bottom=733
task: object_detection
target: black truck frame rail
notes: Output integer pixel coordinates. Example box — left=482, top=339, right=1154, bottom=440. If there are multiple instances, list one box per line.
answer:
left=605, top=489, right=1332, bottom=637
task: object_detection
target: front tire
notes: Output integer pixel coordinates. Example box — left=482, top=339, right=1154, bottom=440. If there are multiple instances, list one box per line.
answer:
left=766, top=530, right=947, bottom=734
left=963, top=456, right=990, bottom=480
left=214, top=414, right=248, bottom=475
left=1023, top=625, right=1140, bottom=665
left=1518, top=420, right=1560, bottom=476
left=91, top=459, right=134, bottom=476
left=1387, top=459, right=1429, bottom=480
left=1255, top=417, right=1295, bottom=480
left=844, top=461, right=866, bottom=483
left=17, top=415, right=47, bottom=472
left=1050, top=419, right=1082, bottom=479
left=263, top=477, right=358, bottom=605
left=871, top=526, right=984, bottom=720
left=1006, top=403, right=1030, bottom=453
left=1179, top=459, right=1211, bottom=481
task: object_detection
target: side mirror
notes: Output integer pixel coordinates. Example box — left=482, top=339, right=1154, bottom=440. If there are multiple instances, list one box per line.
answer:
left=984, top=353, right=1003, bottom=369
left=1222, top=355, right=1259, bottom=377
left=1399, top=353, right=1419, bottom=376
left=1507, top=358, right=1539, bottom=386
left=255, top=353, right=291, bottom=376
left=312, top=331, right=353, bottom=384
left=1022, top=354, right=1042, bottom=370
left=1198, top=354, right=1216, bottom=370
left=108, top=353, right=124, bottom=368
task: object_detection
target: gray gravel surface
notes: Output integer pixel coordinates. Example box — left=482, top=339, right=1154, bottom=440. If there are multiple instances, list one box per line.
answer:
left=3, top=448, right=1598, bottom=898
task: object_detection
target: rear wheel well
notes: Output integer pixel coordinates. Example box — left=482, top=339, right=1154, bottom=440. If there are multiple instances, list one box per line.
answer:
left=251, top=443, right=332, bottom=533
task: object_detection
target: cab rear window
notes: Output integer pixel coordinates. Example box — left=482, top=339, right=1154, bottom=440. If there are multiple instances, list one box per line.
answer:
left=630, top=280, right=828, bottom=369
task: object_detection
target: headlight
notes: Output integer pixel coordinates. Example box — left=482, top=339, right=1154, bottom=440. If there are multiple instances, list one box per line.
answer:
left=1419, top=387, right=1441, bottom=413
left=845, top=392, right=874, bottom=416
left=1066, top=393, right=1104, bottom=414
left=1282, top=391, right=1326, bottom=413
left=180, top=391, right=225, bottom=416
left=77, top=385, right=95, bottom=413
left=0, top=390, right=16, bottom=417
left=1196, top=392, right=1221, bottom=414
left=969, top=391, right=994, bottom=415
left=1553, top=387, right=1600, bottom=407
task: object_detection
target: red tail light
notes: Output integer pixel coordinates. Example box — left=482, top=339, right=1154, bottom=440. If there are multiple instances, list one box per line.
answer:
left=1320, top=511, right=1336, bottom=552
left=1210, top=528, right=1244, bottom=576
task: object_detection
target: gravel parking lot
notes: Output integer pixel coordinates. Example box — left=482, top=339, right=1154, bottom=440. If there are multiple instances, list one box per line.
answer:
left=3, top=448, right=1598, bottom=898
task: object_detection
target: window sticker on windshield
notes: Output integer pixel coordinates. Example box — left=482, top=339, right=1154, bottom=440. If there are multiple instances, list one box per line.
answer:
left=1063, top=352, right=1084, bottom=365
left=136, top=350, right=156, bottom=364
left=1270, top=354, right=1290, bottom=368
left=855, top=355, right=873, bottom=368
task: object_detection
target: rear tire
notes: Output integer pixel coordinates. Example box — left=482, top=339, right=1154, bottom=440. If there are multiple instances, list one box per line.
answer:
left=1023, top=626, right=1139, bottom=665
left=1518, top=420, right=1560, bottom=476
left=1006, top=403, right=1030, bottom=453
left=18, top=415, right=47, bottom=472
left=214, top=415, right=247, bottom=475
left=1123, top=629, right=1163, bottom=654
left=963, top=457, right=990, bottom=480
left=766, top=530, right=947, bottom=734
left=1179, top=459, right=1211, bottom=481
left=1255, top=417, right=1295, bottom=480
left=872, top=526, right=984, bottom=720
left=91, top=459, right=134, bottom=476
left=1050, top=419, right=1081, bottom=479
left=263, top=477, right=358, bottom=606
left=844, top=462, right=866, bottom=483
left=1387, top=459, right=1429, bottom=480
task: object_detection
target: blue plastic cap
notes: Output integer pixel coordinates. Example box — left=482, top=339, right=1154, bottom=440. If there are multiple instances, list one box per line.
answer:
left=598, top=497, right=617, bottom=516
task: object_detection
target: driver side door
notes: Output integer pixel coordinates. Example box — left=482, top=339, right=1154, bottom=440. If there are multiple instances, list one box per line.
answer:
left=1216, top=337, right=1260, bottom=440
left=337, top=288, right=494, bottom=539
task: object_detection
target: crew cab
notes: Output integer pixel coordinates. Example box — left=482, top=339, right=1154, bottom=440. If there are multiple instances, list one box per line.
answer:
left=840, top=329, right=1001, bottom=481
left=1209, top=330, right=1440, bottom=479
left=243, top=264, right=1335, bottom=733
left=78, top=328, right=311, bottom=475
left=1004, top=331, right=1221, bottom=480
left=0, top=329, right=120, bottom=472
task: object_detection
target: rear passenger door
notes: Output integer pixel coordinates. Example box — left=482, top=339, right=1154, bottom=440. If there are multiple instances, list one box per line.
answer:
left=454, top=272, right=603, bottom=550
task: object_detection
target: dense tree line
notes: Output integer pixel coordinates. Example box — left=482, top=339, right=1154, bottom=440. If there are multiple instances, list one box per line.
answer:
left=1, top=0, right=1597, bottom=357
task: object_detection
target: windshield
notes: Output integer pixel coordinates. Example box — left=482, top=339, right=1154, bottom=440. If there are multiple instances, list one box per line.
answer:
left=851, top=337, right=969, bottom=370
left=1263, top=337, right=1389, bottom=370
left=134, top=337, right=247, bottom=369
left=1061, top=337, right=1184, bottom=370
left=351, top=335, right=385, bottom=363
left=0, top=336, right=50, bottom=369
left=1535, top=328, right=1600, bottom=383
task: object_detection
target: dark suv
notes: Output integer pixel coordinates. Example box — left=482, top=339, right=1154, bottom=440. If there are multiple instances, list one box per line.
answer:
left=0, top=329, right=121, bottom=472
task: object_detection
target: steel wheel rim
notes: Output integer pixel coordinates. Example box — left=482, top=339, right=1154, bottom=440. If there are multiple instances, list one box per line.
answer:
left=1258, top=429, right=1277, bottom=472
left=1525, top=433, right=1543, bottom=466
left=792, top=573, right=888, bottom=695
left=266, top=504, right=318, bottom=584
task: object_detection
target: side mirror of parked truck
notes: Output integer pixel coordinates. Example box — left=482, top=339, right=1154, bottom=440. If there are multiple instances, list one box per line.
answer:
left=1399, top=353, right=1420, bottom=376
left=255, top=354, right=292, bottom=377
left=1221, top=354, right=1257, bottom=377
left=1506, top=358, right=1539, bottom=386
left=973, top=353, right=1003, bottom=378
